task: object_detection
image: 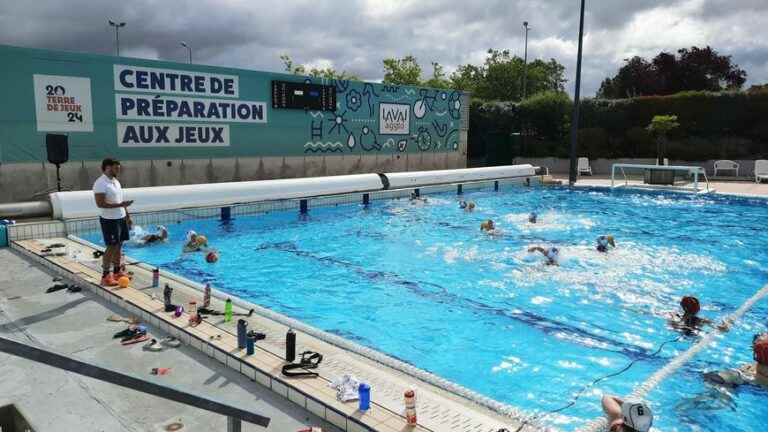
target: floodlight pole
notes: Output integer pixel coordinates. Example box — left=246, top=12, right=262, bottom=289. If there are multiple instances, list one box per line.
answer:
left=568, top=0, right=586, bottom=186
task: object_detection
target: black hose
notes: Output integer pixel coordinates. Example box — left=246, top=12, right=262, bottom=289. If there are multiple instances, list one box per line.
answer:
left=513, top=334, right=683, bottom=432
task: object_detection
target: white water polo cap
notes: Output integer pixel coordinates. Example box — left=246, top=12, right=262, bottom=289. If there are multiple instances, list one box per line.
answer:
left=621, top=400, right=653, bottom=432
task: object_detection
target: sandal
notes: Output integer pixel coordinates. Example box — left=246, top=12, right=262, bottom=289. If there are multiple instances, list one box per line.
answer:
left=209, top=334, right=223, bottom=341
left=122, top=333, right=150, bottom=345
left=281, top=351, right=323, bottom=378
left=143, top=338, right=164, bottom=352
left=161, top=337, right=182, bottom=348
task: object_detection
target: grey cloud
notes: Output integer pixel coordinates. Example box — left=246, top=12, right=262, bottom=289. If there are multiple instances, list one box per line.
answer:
left=0, top=0, right=766, bottom=96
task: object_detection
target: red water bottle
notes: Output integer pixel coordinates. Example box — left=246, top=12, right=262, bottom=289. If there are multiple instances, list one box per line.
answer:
left=152, top=268, right=160, bottom=288
left=404, top=389, right=417, bottom=426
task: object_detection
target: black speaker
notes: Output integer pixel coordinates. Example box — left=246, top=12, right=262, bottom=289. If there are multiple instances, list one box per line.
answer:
left=46, top=134, right=69, bottom=165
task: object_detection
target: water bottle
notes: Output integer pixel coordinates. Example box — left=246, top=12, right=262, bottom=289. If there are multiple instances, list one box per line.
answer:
left=224, top=298, right=233, bottom=322
left=163, top=284, right=173, bottom=308
left=237, top=319, right=248, bottom=349
left=286, top=329, right=296, bottom=362
left=358, top=383, right=370, bottom=411
left=152, top=268, right=160, bottom=288
left=404, top=389, right=417, bottom=426
left=203, top=283, right=211, bottom=308
left=246, top=333, right=255, bottom=355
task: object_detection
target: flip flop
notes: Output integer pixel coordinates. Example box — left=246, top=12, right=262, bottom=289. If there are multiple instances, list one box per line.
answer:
left=122, top=333, right=150, bottom=345
left=107, top=315, right=138, bottom=324
left=143, top=338, right=164, bottom=352
left=209, top=334, right=222, bottom=341
left=160, top=337, right=182, bottom=348
left=151, top=367, right=172, bottom=375
left=46, top=284, right=68, bottom=293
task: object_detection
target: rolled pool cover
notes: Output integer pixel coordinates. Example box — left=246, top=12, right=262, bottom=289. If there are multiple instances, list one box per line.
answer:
left=49, top=165, right=537, bottom=220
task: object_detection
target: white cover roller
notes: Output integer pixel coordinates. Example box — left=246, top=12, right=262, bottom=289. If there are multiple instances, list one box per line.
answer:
left=384, top=165, right=536, bottom=189
left=49, top=165, right=539, bottom=220
left=50, top=174, right=384, bottom=219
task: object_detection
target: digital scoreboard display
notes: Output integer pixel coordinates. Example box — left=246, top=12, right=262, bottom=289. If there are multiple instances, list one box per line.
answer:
left=271, top=80, right=336, bottom=111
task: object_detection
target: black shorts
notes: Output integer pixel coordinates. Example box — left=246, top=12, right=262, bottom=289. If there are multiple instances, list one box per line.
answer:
left=100, top=217, right=130, bottom=246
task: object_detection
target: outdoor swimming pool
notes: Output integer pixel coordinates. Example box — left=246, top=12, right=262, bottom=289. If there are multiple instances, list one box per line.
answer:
left=83, top=186, right=768, bottom=431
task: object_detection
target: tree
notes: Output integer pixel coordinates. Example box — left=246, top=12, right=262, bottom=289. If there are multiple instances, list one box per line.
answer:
left=280, top=54, right=359, bottom=80
left=647, top=115, right=679, bottom=164
left=382, top=55, right=423, bottom=85
left=422, top=62, right=452, bottom=89
left=450, top=49, right=567, bottom=101
left=598, top=46, right=747, bottom=99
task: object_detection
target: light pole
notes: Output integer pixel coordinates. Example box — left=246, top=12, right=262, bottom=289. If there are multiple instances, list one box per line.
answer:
left=108, top=20, right=126, bottom=56
left=180, top=41, right=192, bottom=64
left=568, top=0, right=586, bottom=186
left=522, top=21, right=531, bottom=100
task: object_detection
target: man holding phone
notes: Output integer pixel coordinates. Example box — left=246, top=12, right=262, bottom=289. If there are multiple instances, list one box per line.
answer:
left=93, top=158, right=133, bottom=286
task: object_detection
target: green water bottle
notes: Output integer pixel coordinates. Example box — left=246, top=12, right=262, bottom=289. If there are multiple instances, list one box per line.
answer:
left=224, top=298, right=233, bottom=322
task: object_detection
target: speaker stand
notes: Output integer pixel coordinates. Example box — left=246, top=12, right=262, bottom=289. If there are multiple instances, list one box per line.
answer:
left=55, top=163, right=62, bottom=192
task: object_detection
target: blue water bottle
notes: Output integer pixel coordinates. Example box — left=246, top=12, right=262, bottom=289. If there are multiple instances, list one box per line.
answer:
left=358, top=383, right=370, bottom=411
left=246, top=334, right=255, bottom=355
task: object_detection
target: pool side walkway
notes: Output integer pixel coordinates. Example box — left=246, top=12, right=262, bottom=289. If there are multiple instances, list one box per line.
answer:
left=7, top=238, right=538, bottom=432
left=0, top=247, right=338, bottom=432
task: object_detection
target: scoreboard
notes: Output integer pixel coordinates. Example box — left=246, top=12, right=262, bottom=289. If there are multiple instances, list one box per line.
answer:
left=271, top=80, right=336, bottom=111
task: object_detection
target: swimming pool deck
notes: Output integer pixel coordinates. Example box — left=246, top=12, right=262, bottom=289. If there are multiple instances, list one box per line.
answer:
left=7, top=237, right=537, bottom=432
left=552, top=175, right=768, bottom=197
left=0, top=247, right=338, bottom=432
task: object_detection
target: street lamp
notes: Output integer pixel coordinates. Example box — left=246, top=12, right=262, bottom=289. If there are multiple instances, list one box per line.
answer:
left=180, top=41, right=192, bottom=64
left=568, top=0, right=586, bottom=186
left=522, top=21, right=531, bottom=99
left=108, top=20, right=126, bottom=56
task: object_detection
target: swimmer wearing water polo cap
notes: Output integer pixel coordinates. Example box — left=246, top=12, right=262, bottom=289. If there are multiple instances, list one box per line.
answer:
left=183, top=231, right=209, bottom=252
left=141, top=225, right=168, bottom=244
left=668, top=296, right=730, bottom=334
left=601, top=395, right=653, bottom=432
left=528, top=212, right=538, bottom=224
left=466, top=201, right=476, bottom=212
left=596, top=235, right=615, bottom=253
left=703, top=333, right=768, bottom=388
left=527, top=246, right=559, bottom=265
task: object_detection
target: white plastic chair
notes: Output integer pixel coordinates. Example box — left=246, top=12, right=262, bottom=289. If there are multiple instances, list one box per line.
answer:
left=577, top=157, right=592, bottom=176
left=755, top=160, right=768, bottom=183
left=713, top=160, right=739, bottom=177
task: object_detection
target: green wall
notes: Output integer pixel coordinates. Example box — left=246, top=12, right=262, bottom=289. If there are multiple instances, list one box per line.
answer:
left=0, top=44, right=465, bottom=163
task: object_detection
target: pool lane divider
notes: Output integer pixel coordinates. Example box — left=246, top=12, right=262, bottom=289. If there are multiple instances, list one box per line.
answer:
left=578, top=281, right=768, bottom=432
left=58, top=235, right=541, bottom=431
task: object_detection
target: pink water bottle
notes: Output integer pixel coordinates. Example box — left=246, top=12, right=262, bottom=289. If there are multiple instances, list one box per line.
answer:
left=404, top=389, right=417, bottom=426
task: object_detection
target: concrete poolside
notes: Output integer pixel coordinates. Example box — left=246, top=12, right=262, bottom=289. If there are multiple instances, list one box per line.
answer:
left=0, top=247, right=338, bottom=432
left=2, top=236, right=532, bottom=432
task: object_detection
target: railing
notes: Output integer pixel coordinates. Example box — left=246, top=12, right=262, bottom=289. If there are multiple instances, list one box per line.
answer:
left=0, top=336, right=270, bottom=432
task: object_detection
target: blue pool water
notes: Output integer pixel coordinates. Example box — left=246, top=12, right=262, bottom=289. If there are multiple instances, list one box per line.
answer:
left=83, top=187, right=768, bottom=431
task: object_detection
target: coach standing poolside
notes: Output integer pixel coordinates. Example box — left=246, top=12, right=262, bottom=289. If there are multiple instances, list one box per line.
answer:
left=93, top=158, right=133, bottom=286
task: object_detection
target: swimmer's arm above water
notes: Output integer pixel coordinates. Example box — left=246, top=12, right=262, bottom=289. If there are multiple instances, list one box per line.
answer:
left=527, top=246, right=546, bottom=255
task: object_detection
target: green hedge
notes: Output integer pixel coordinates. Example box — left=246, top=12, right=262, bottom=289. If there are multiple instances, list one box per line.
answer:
left=469, top=89, right=768, bottom=160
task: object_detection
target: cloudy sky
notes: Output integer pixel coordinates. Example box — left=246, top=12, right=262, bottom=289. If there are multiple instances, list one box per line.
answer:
left=1, top=0, right=766, bottom=96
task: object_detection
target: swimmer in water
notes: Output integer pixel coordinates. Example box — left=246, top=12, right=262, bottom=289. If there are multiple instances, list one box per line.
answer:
left=668, top=296, right=729, bottom=334
left=527, top=246, right=559, bottom=265
left=183, top=231, right=208, bottom=253
left=410, top=192, right=427, bottom=204
left=140, top=225, right=168, bottom=244
left=596, top=235, right=616, bottom=253
left=601, top=395, right=653, bottom=432
left=480, top=219, right=501, bottom=235
left=703, top=333, right=768, bottom=389
left=466, top=201, right=476, bottom=212
left=528, top=212, right=538, bottom=223
left=459, top=200, right=467, bottom=209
